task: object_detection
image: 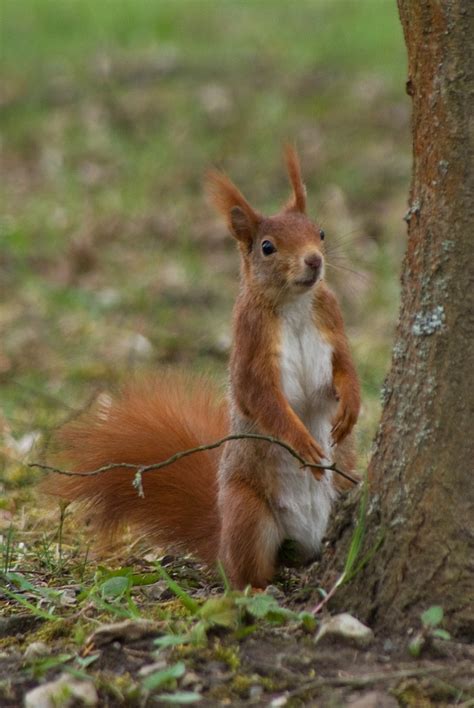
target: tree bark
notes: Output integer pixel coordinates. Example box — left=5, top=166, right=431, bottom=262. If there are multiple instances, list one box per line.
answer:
left=321, top=0, right=474, bottom=639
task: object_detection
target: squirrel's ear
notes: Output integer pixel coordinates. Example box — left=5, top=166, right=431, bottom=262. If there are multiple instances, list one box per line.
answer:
left=284, top=145, right=306, bottom=213
left=206, top=170, right=261, bottom=247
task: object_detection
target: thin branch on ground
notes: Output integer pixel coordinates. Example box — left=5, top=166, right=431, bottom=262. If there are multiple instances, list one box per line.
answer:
left=29, top=433, right=360, bottom=489
left=281, top=664, right=462, bottom=700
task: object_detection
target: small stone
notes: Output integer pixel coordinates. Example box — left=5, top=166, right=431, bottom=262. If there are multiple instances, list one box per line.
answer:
left=85, top=619, right=160, bottom=648
left=128, top=333, right=154, bottom=358
left=116, top=332, right=154, bottom=361
left=141, top=580, right=170, bottom=601
left=59, top=588, right=77, bottom=606
left=270, top=696, right=288, bottom=707
left=249, top=685, right=263, bottom=699
left=214, top=331, right=231, bottom=354
left=4, top=430, right=41, bottom=456
left=265, top=585, right=285, bottom=602
left=348, top=691, right=398, bottom=708
left=24, top=641, right=50, bottom=661
left=198, top=83, right=233, bottom=124
left=24, top=673, right=97, bottom=707
left=315, top=613, right=374, bottom=648
left=182, top=671, right=201, bottom=688
left=138, top=660, right=167, bottom=677
left=96, top=288, right=121, bottom=308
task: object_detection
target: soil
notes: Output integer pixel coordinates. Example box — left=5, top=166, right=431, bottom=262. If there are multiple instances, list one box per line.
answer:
left=1, top=558, right=472, bottom=707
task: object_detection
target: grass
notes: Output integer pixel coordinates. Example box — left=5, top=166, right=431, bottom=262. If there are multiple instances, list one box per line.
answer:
left=1, top=0, right=407, bottom=436
left=0, top=0, right=433, bottom=704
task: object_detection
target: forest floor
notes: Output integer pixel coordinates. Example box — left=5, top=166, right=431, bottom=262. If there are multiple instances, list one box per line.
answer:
left=1, top=547, right=473, bottom=706
left=1, top=1, right=472, bottom=705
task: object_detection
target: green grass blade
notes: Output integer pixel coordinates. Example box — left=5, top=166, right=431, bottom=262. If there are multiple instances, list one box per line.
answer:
left=1, top=586, right=58, bottom=621
left=154, top=562, right=199, bottom=614
left=342, top=472, right=369, bottom=582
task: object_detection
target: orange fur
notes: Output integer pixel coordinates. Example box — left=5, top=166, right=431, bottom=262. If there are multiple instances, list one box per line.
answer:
left=205, top=170, right=262, bottom=253
left=314, top=286, right=361, bottom=445
left=212, top=150, right=360, bottom=587
left=219, top=479, right=279, bottom=588
left=284, top=144, right=307, bottom=213
left=43, top=374, right=227, bottom=565
left=231, top=289, right=326, bottom=472
left=44, top=148, right=360, bottom=589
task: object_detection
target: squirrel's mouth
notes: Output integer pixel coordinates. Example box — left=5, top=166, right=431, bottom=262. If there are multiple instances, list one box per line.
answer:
left=294, top=271, right=319, bottom=288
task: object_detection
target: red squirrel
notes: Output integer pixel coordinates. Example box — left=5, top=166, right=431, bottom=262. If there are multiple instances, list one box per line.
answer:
left=46, top=147, right=360, bottom=589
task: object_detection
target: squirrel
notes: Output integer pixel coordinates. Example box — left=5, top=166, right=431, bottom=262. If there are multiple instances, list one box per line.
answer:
left=44, top=147, right=361, bottom=589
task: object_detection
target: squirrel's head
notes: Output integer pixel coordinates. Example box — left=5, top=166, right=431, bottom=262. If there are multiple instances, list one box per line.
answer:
left=206, top=146, right=326, bottom=302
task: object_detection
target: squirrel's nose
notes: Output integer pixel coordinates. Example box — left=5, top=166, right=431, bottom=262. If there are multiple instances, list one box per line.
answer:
left=304, top=254, right=322, bottom=271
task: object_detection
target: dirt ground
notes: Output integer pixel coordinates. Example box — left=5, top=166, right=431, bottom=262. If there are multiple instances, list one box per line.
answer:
left=1, top=554, right=473, bottom=707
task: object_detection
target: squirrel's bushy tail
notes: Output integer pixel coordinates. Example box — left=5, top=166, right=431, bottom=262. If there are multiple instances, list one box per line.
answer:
left=43, top=374, right=228, bottom=565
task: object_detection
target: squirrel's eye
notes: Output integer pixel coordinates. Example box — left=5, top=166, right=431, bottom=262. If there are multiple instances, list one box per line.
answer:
left=261, top=240, right=277, bottom=256
left=319, top=229, right=325, bottom=241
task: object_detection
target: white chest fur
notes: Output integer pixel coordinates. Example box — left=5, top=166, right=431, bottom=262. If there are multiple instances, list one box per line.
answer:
left=276, top=293, right=337, bottom=558
left=280, top=294, right=334, bottom=424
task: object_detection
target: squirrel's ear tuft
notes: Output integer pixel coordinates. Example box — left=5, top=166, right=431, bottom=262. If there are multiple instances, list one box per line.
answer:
left=284, top=145, right=306, bottom=213
left=205, top=170, right=261, bottom=247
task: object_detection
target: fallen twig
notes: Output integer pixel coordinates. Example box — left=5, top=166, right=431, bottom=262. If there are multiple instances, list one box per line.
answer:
left=29, top=433, right=359, bottom=489
left=281, top=664, right=461, bottom=700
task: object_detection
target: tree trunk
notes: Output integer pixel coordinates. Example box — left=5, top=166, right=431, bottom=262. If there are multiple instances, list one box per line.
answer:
left=322, top=0, right=474, bottom=639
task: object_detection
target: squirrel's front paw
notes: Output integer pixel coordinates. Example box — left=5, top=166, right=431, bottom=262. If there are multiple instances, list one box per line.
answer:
left=291, top=433, right=326, bottom=478
left=331, top=397, right=359, bottom=444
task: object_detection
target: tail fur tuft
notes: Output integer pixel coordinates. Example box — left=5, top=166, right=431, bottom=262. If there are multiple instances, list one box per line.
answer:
left=42, top=373, right=228, bottom=564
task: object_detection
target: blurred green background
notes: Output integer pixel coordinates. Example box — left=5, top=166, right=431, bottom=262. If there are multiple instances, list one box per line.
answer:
left=1, top=0, right=409, bottom=486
